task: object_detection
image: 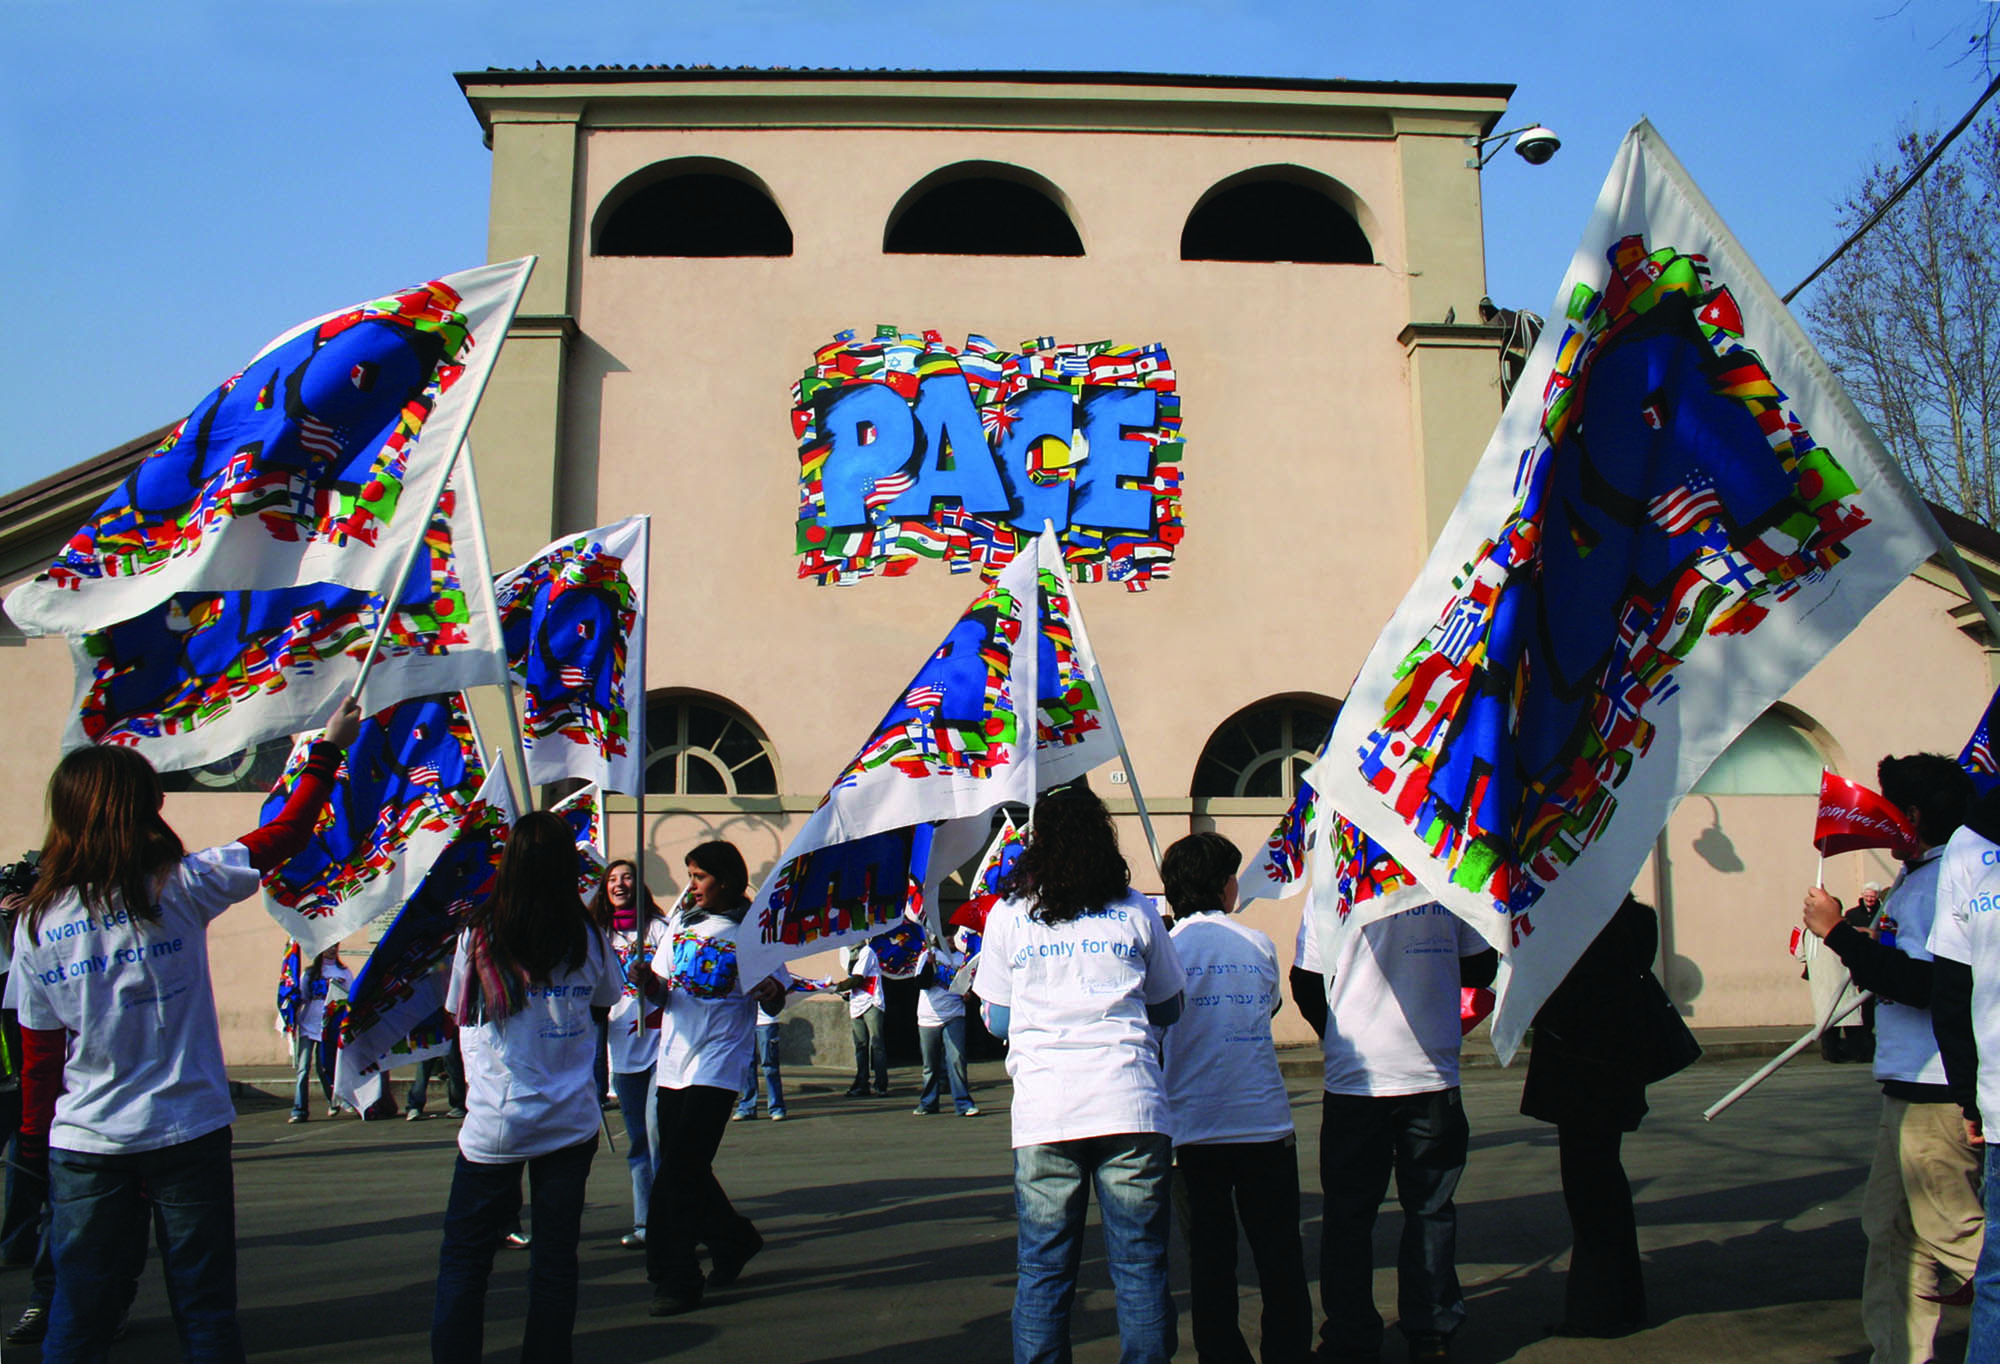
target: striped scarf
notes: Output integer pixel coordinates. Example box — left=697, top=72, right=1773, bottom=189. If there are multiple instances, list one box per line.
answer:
left=451, top=925, right=530, bottom=1025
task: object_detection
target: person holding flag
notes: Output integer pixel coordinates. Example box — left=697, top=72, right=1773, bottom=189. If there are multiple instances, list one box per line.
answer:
left=590, top=858, right=665, bottom=1247
left=6, top=696, right=363, bottom=1364
left=630, top=841, right=789, bottom=1317
left=431, top=810, right=622, bottom=1364
left=1801, top=754, right=1983, bottom=1364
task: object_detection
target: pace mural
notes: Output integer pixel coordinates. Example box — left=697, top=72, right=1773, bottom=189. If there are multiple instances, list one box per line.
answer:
left=793, top=329, right=1183, bottom=590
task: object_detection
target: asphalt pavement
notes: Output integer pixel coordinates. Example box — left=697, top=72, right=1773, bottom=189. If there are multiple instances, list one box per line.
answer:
left=0, top=1054, right=1943, bottom=1363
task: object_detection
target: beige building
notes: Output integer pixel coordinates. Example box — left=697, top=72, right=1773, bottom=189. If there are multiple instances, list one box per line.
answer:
left=0, top=68, right=1992, bottom=1064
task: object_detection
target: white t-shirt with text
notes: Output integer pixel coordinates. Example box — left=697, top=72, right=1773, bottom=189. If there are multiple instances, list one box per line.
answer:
left=916, top=944, right=967, bottom=1026
left=1296, top=900, right=1483, bottom=1097
left=1163, top=914, right=1293, bottom=1146
left=977, top=888, right=1187, bottom=1148
left=447, top=927, right=621, bottom=1164
left=605, top=925, right=658, bottom=1075
left=1869, top=851, right=1946, bottom=1087
left=1928, top=825, right=2000, bottom=1120
left=9, top=844, right=263, bottom=1155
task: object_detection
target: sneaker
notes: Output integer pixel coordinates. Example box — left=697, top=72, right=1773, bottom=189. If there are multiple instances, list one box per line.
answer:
left=731, top=1110, right=749, bottom=1122
left=769, top=1110, right=787, bottom=1121
left=504, top=1230, right=531, bottom=1249
left=621, top=1229, right=647, bottom=1248
left=842, top=1086, right=867, bottom=1098
left=649, top=1289, right=702, bottom=1317
left=960, top=1106, right=980, bottom=1117
left=287, top=1113, right=307, bottom=1124
left=5, top=1305, right=47, bottom=1345
left=327, top=1104, right=343, bottom=1118
left=445, top=1107, right=467, bottom=1119
left=405, top=1109, right=425, bottom=1122
left=912, top=1107, right=936, bottom=1116
left=708, top=1229, right=764, bottom=1288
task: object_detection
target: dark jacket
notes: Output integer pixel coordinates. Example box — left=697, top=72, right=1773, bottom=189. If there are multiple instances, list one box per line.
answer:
left=1520, top=899, right=1660, bottom=1132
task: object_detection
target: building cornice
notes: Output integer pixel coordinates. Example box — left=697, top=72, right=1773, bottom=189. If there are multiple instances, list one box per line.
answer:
left=456, top=68, right=1513, bottom=144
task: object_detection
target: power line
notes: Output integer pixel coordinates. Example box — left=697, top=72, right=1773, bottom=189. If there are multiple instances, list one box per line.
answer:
left=1783, top=71, right=2000, bottom=304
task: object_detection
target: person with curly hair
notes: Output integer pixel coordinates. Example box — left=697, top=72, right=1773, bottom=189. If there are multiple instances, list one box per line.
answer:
left=977, top=785, right=1186, bottom=1364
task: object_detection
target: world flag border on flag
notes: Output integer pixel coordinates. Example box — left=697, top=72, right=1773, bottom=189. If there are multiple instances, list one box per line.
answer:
left=1310, top=121, right=1941, bottom=1059
left=6, top=259, right=532, bottom=637
left=552, top=783, right=607, bottom=900
left=333, top=756, right=515, bottom=1105
left=61, top=464, right=506, bottom=771
left=261, top=692, right=485, bottom=957
left=495, top=515, right=649, bottom=795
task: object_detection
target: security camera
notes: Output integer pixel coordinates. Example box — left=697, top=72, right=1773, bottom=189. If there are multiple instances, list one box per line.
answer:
left=1513, top=126, right=1561, bottom=166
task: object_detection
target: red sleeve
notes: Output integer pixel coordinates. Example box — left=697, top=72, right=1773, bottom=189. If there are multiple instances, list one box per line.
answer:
left=238, top=741, right=344, bottom=872
left=18, top=1026, right=64, bottom=1156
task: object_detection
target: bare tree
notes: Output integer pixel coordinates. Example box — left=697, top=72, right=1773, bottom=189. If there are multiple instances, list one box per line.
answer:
left=1806, top=113, right=2000, bottom=526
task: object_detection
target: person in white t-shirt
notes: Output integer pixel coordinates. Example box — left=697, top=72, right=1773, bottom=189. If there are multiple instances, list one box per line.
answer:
left=844, top=942, right=890, bottom=1097
left=735, top=999, right=787, bottom=1120
left=977, top=786, right=1187, bottom=1364
left=1160, top=832, right=1310, bottom=1364
left=1292, top=898, right=1496, bottom=1364
left=1930, top=787, right=2000, bottom=1359
left=630, top=840, right=789, bottom=1317
left=7, top=696, right=362, bottom=1364
left=1803, top=753, right=1983, bottom=1364
left=431, top=810, right=621, bottom=1364
left=914, top=930, right=977, bottom=1117
left=280, top=943, right=351, bottom=1123
left=590, top=858, right=665, bottom=1246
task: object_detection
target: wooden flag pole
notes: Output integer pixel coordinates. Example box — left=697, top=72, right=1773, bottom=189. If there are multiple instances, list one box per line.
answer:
left=632, top=516, right=653, bottom=949
left=1042, top=523, right=1164, bottom=880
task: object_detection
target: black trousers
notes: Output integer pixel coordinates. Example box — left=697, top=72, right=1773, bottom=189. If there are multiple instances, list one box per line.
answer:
left=645, top=1084, right=757, bottom=1298
left=1317, top=1089, right=1469, bottom=1361
left=1556, top=1123, right=1646, bottom=1331
left=1178, top=1138, right=1313, bottom=1364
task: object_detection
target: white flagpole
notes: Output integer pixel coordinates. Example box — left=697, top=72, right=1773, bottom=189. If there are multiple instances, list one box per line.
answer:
left=349, top=441, right=467, bottom=706
left=450, top=444, right=531, bottom=813
left=632, top=516, right=652, bottom=935
left=1040, top=523, right=1164, bottom=880
left=1703, top=986, right=1870, bottom=1120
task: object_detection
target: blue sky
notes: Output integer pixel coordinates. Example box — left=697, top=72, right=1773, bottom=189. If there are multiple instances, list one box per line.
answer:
left=1, top=1, right=1991, bottom=497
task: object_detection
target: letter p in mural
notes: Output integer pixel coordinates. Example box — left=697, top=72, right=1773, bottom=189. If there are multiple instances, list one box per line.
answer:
left=794, top=328, right=1183, bottom=589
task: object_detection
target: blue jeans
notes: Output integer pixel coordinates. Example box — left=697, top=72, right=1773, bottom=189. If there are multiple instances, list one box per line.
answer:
left=432, top=1137, right=596, bottom=1364
left=919, top=1018, right=973, bottom=1114
left=1013, top=1132, right=1176, bottom=1364
left=1974, top=1143, right=2000, bottom=1360
left=47, top=1125, right=238, bottom=1364
left=1318, top=1088, right=1469, bottom=1360
left=613, top=1066, right=657, bottom=1232
left=406, top=1045, right=466, bottom=1115
left=737, top=1026, right=786, bottom=1117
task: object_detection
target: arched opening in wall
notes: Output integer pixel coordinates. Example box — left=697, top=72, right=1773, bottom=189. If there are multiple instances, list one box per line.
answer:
left=1191, top=696, right=1342, bottom=799
left=158, top=738, right=294, bottom=794
left=643, top=691, right=780, bottom=796
left=1181, top=167, right=1373, bottom=264
left=593, top=159, right=793, bottom=257
left=1691, top=706, right=1829, bottom=796
left=884, top=162, right=1084, bottom=256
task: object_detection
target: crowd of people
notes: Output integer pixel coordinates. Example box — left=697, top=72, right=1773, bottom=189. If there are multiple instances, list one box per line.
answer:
left=7, top=715, right=2000, bottom=1363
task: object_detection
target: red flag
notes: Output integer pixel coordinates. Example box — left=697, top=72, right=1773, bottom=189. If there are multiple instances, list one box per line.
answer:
left=1813, top=770, right=1919, bottom=858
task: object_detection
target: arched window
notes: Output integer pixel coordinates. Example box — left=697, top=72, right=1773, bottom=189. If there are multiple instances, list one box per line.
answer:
left=1692, top=709, right=1827, bottom=796
left=159, top=738, right=294, bottom=794
left=594, top=159, right=793, bottom=257
left=644, top=692, right=779, bottom=796
left=1181, top=168, right=1373, bottom=264
left=885, top=162, right=1084, bottom=256
left=1192, top=697, right=1341, bottom=799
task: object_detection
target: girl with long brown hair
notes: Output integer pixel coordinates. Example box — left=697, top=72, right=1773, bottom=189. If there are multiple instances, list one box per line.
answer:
left=8, top=697, right=362, bottom=1364
left=432, top=810, right=620, bottom=1364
